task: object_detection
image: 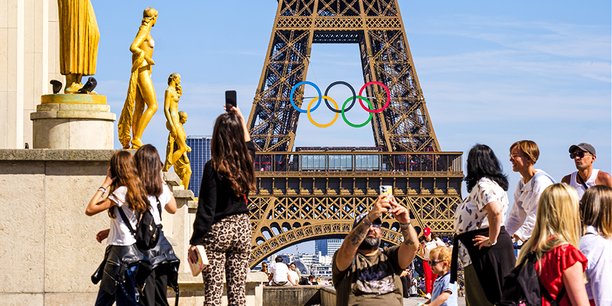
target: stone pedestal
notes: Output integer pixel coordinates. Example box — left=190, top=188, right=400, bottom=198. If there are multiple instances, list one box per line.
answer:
left=30, top=94, right=115, bottom=149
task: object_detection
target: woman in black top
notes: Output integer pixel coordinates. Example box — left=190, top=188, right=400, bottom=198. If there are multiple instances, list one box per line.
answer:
left=189, top=106, right=256, bottom=306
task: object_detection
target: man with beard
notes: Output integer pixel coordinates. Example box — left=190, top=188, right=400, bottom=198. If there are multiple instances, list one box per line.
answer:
left=332, top=195, right=419, bottom=306
left=561, top=143, right=612, bottom=198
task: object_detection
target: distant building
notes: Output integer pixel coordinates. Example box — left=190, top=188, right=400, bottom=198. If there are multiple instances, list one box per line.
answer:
left=186, top=136, right=212, bottom=197
left=315, top=239, right=343, bottom=256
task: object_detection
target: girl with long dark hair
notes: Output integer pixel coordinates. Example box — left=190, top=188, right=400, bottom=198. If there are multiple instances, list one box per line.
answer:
left=451, top=144, right=515, bottom=305
left=189, top=106, right=256, bottom=306
left=86, top=151, right=149, bottom=305
left=134, top=144, right=179, bottom=306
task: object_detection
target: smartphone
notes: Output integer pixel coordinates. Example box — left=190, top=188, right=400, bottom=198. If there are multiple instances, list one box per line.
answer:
left=379, top=185, right=392, bottom=196
left=225, top=90, right=237, bottom=111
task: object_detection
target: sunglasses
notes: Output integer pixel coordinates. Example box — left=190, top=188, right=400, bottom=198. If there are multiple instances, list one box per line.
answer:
left=569, top=151, right=589, bottom=159
left=428, top=260, right=443, bottom=265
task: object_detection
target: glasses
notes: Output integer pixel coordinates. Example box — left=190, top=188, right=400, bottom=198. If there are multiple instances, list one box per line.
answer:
left=570, top=151, right=589, bottom=159
left=428, top=260, right=442, bottom=265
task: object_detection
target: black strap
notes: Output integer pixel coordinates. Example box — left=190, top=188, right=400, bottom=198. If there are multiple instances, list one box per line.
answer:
left=116, top=205, right=137, bottom=236
left=116, top=196, right=163, bottom=237
left=576, top=173, right=589, bottom=190
left=540, top=279, right=565, bottom=305
left=155, top=196, right=162, bottom=221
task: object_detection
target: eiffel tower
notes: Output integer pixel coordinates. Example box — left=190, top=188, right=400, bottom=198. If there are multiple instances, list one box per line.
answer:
left=246, top=0, right=463, bottom=266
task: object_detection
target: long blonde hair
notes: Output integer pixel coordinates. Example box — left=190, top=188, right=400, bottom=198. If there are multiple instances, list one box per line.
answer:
left=517, top=183, right=581, bottom=264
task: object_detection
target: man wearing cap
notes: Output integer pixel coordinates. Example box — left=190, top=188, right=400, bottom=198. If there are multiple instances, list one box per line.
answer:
left=332, top=195, right=419, bottom=306
left=562, top=143, right=612, bottom=198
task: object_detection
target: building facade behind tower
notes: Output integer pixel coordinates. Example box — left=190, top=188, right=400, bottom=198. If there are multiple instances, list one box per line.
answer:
left=315, top=239, right=343, bottom=256
left=186, top=136, right=212, bottom=197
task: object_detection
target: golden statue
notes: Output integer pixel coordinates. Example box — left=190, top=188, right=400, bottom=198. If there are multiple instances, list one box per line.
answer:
left=117, top=7, right=159, bottom=149
left=164, top=111, right=192, bottom=188
left=57, top=0, right=100, bottom=93
left=162, top=73, right=192, bottom=188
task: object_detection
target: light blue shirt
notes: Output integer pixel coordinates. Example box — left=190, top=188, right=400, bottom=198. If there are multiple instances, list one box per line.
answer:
left=431, top=272, right=457, bottom=306
left=579, top=225, right=612, bottom=305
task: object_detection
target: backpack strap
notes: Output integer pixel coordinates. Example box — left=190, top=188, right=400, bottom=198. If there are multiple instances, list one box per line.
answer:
left=116, top=205, right=137, bottom=237
left=155, top=196, right=162, bottom=221
left=540, top=280, right=565, bottom=305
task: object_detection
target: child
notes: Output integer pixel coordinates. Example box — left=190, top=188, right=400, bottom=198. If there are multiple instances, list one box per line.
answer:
left=423, top=246, right=457, bottom=306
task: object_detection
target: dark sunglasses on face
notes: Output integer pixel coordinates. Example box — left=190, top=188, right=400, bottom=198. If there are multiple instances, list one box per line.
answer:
left=570, top=151, right=588, bottom=159
left=428, top=260, right=442, bottom=265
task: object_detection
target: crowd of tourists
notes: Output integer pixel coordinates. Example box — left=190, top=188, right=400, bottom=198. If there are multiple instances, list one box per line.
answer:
left=86, top=101, right=612, bottom=306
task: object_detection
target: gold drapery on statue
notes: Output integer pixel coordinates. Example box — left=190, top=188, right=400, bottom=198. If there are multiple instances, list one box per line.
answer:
left=57, top=0, right=99, bottom=93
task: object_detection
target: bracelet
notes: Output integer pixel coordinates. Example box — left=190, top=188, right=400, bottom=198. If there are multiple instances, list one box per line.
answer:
left=399, top=222, right=411, bottom=230
left=98, top=186, right=107, bottom=193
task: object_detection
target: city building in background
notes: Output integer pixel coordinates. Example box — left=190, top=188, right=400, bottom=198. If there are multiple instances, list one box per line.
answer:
left=315, top=238, right=343, bottom=257
left=186, top=135, right=212, bottom=197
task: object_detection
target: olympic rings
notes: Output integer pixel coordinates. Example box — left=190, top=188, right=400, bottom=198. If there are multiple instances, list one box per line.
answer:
left=358, top=81, right=391, bottom=114
left=307, top=96, right=339, bottom=128
left=342, top=96, right=373, bottom=128
left=290, top=80, right=391, bottom=128
left=324, top=81, right=356, bottom=113
left=290, top=81, right=322, bottom=113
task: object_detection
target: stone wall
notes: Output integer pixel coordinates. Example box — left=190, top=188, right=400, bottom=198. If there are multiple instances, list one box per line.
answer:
left=262, top=285, right=322, bottom=306
left=0, top=149, right=273, bottom=305
left=0, top=149, right=115, bottom=305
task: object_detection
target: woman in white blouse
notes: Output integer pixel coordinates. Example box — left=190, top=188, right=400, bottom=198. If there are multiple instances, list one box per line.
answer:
left=506, top=140, right=555, bottom=246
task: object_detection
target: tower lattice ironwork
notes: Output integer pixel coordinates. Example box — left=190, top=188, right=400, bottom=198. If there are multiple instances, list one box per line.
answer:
left=246, top=0, right=463, bottom=267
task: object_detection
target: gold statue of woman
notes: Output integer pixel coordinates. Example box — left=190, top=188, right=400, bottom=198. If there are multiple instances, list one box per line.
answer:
left=57, top=0, right=99, bottom=93
left=117, top=7, right=158, bottom=149
left=162, top=73, right=192, bottom=187
left=162, top=73, right=190, bottom=168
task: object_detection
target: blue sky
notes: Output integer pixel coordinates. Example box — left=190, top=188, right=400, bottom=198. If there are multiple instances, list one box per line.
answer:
left=92, top=1, right=611, bottom=254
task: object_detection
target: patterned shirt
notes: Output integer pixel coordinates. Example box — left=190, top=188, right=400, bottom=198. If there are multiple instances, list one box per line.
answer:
left=454, top=177, right=509, bottom=266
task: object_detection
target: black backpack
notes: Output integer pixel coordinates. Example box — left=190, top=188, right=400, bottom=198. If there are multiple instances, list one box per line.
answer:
left=117, top=197, right=163, bottom=250
left=498, top=252, right=564, bottom=306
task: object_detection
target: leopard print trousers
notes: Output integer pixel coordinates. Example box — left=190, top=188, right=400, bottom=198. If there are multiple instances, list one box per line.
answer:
left=201, top=213, right=252, bottom=306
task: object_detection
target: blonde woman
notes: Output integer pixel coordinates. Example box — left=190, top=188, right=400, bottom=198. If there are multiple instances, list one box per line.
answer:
left=579, top=186, right=612, bottom=305
left=518, top=183, right=589, bottom=305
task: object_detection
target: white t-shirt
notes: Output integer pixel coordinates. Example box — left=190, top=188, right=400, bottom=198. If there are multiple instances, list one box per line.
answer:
left=107, top=184, right=173, bottom=245
left=270, top=262, right=290, bottom=284
left=288, top=270, right=299, bottom=285
left=107, top=186, right=138, bottom=246
left=454, top=177, right=509, bottom=266
left=146, top=184, right=173, bottom=225
left=579, top=225, right=612, bottom=304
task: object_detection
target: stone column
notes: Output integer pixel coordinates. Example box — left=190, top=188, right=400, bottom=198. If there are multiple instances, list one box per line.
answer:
left=30, top=94, right=115, bottom=149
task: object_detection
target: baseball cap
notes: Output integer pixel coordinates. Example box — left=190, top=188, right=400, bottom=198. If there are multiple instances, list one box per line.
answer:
left=569, top=143, right=596, bottom=157
left=353, top=213, right=382, bottom=228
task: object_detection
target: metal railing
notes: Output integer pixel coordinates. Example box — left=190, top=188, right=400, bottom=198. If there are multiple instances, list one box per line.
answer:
left=254, top=151, right=462, bottom=174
